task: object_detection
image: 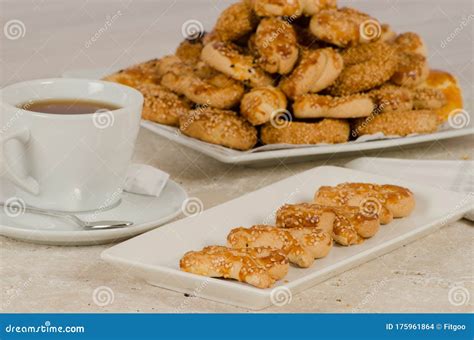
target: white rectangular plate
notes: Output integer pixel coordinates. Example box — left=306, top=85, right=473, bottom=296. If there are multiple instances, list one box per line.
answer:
left=101, top=166, right=472, bottom=310
left=63, top=68, right=473, bottom=165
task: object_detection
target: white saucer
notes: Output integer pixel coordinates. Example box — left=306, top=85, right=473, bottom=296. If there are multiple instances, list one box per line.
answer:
left=0, top=180, right=187, bottom=246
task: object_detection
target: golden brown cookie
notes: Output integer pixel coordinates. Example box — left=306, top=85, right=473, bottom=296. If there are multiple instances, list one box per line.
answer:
left=254, top=17, right=299, bottom=74
left=179, top=107, right=258, bottom=150
left=240, top=86, right=288, bottom=126
left=280, top=48, right=343, bottom=98
left=227, top=225, right=333, bottom=268
left=250, top=0, right=304, bottom=17
left=160, top=60, right=245, bottom=109
left=137, top=83, right=190, bottom=126
left=328, top=41, right=398, bottom=95
left=391, top=51, right=429, bottom=87
left=180, top=246, right=276, bottom=288
left=293, top=94, right=374, bottom=119
left=201, top=41, right=273, bottom=87
left=314, top=182, right=416, bottom=221
left=103, top=58, right=162, bottom=87
left=412, top=88, right=447, bottom=110
left=309, top=7, right=378, bottom=47
left=175, top=38, right=204, bottom=65
left=301, top=0, right=337, bottom=16
left=276, top=203, right=335, bottom=232
left=352, top=110, right=439, bottom=137
left=214, top=2, right=258, bottom=41
left=260, top=119, right=350, bottom=145
left=202, top=246, right=289, bottom=280
left=368, top=85, right=414, bottom=113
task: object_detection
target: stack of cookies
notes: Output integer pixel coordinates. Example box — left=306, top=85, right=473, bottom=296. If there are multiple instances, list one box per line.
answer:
left=104, top=0, right=463, bottom=151
left=180, top=182, right=416, bottom=288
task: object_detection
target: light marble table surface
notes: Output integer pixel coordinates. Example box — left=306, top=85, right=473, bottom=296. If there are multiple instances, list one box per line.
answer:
left=1, top=0, right=473, bottom=313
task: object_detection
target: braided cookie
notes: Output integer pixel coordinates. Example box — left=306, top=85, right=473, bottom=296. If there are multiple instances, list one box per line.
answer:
left=328, top=41, right=398, bottom=96
left=352, top=110, right=439, bottom=137
left=249, top=0, right=303, bottom=17
left=137, top=83, right=190, bottom=127
left=416, top=70, right=463, bottom=122
left=309, top=7, right=379, bottom=47
left=412, top=88, right=446, bottom=110
left=367, top=85, right=413, bottom=113
left=330, top=206, right=380, bottom=245
left=293, top=94, right=374, bottom=119
left=103, top=58, right=162, bottom=87
left=201, top=41, right=273, bottom=87
left=227, top=225, right=333, bottom=268
left=160, top=61, right=244, bottom=109
left=240, top=86, right=288, bottom=125
left=254, top=17, right=299, bottom=74
left=315, top=182, right=416, bottom=221
left=394, top=32, right=427, bottom=57
left=280, top=48, right=343, bottom=98
left=202, top=246, right=289, bottom=280
left=214, top=2, right=258, bottom=42
left=260, top=119, right=350, bottom=145
left=315, top=185, right=395, bottom=224
left=179, top=108, right=257, bottom=150
left=276, top=203, right=335, bottom=232
left=276, top=203, right=379, bottom=245
left=391, top=51, right=429, bottom=87
left=180, top=246, right=276, bottom=288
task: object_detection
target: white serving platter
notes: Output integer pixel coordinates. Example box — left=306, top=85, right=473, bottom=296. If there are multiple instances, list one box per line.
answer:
left=141, top=120, right=474, bottom=165
left=101, top=166, right=473, bottom=310
left=63, top=69, right=473, bottom=166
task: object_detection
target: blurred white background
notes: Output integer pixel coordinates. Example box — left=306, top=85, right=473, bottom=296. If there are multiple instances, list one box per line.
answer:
left=1, top=0, right=473, bottom=102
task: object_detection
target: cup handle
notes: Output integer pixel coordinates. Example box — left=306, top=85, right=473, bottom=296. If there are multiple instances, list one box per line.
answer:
left=1, top=128, right=40, bottom=195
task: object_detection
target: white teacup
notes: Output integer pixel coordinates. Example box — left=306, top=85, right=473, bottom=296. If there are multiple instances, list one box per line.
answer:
left=0, top=78, right=143, bottom=212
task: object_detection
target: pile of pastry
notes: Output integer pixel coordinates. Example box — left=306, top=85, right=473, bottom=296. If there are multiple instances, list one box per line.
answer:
left=179, top=182, right=415, bottom=288
left=104, top=0, right=463, bottom=151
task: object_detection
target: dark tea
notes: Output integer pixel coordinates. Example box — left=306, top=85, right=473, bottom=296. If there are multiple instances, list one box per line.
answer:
left=18, top=99, right=121, bottom=114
